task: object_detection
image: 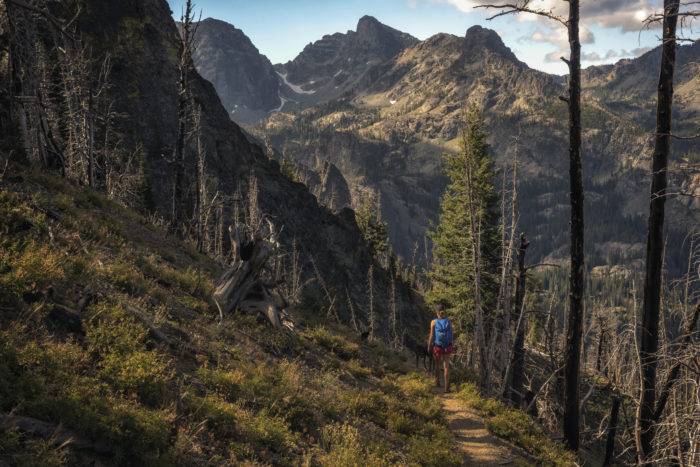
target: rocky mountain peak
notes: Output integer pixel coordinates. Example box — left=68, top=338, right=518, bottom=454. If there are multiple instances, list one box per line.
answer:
left=187, top=17, right=280, bottom=125
left=356, top=15, right=382, bottom=33
left=462, top=25, right=519, bottom=63
left=198, top=17, right=235, bottom=29
left=272, top=15, right=418, bottom=108
left=354, top=15, right=419, bottom=57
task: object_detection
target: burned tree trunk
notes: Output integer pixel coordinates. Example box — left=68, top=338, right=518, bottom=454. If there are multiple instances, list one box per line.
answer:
left=562, top=0, right=584, bottom=451
left=507, top=233, right=529, bottom=406
left=636, top=0, right=679, bottom=462
left=603, top=395, right=621, bottom=466
left=172, top=0, right=196, bottom=232
left=213, top=220, right=289, bottom=329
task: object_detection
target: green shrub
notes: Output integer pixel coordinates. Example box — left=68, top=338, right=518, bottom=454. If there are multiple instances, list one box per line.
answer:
left=85, top=304, right=148, bottom=356
left=188, top=394, right=239, bottom=438
left=0, top=191, right=47, bottom=236
left=100, top=350, right=172, bottom=405
left=139, top=254, right=213, bottom=300
left=12, top=340, right=172, bottom=464
left=246, top=361, right=319, bottom=433
left=178, top=295, right=212, bottom=314
left=394, top=373, right=433, bottom=399
left=339, top=390, right=387, bottom=427
left=407, top=422, right=461, bottom=467
left=187, top=394, right=296, bottom=455
left=318, top=423, right=391, bottom=466
left=100, top=259, right=147, bottom=295
left=346, top=359, right=371, bottom=379
left=100, top=399, right=173, bottom=464
left=304, top=326, right=359, bottom=360
left=236, top=407, right=297, bottom=453
left=0, top=427, right=69, bottom=467
left=197, top=366, right=245, bottom=401
left=0, top=242, right=65, bottom=299
left=0, top=335, right=41, bottom=410
left=386, top=410, right=414, bottom=435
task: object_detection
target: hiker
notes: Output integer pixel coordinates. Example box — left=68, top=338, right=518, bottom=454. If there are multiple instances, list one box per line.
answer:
left=427, top=303, right=453, bottom=393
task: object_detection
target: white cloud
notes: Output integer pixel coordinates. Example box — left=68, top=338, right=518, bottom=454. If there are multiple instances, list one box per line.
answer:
left=524, top=25, right=595, bottom=62
left=415, top=0, right=664, bottom=32
left=423, top=0, right=476, bottom=13
left=632, top=46, right=652, bottom=56
left=582, top=51, right=603, bottom=61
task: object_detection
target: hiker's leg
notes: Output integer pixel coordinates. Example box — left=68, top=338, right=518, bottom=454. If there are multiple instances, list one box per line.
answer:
left=434, top=354, right=441, bottom=386
left=443, top=354, right=451, bottom=392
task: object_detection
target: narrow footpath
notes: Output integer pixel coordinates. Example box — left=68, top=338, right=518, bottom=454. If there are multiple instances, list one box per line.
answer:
left=441, top=392, right=532, bottom=466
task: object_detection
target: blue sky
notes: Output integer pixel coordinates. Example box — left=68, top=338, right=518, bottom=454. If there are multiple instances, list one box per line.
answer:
left=166, top=0, right=672, bottom=75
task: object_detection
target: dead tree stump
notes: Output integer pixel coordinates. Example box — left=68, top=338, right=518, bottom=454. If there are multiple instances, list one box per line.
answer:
left=213, top=220, right=289, bottom=328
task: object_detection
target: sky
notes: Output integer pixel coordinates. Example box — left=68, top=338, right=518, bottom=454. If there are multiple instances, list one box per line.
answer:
left=166, top=0, right=691, bottom=75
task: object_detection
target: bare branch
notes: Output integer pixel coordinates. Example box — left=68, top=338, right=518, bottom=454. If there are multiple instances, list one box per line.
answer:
left=474, top=2, right=567, bottom=25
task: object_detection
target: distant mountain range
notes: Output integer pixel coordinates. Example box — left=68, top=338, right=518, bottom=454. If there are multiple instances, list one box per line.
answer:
left=189, top=16, right=700, bottom=274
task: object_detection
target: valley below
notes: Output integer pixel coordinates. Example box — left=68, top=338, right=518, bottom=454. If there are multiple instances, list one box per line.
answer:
left=192, top=15, right=699, bottom=274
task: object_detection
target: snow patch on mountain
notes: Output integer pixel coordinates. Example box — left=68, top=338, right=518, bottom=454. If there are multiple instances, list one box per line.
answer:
left=277, top=71, right=317, bottom=95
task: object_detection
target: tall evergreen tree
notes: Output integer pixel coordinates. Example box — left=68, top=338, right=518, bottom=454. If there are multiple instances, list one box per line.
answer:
left=428, top=106, right=501, bottom=373
left=355, top=191, right=389, bottom=262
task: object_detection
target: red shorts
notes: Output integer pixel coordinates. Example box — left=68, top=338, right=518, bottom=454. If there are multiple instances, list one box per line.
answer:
left=432, top=345, right=453, bottom=358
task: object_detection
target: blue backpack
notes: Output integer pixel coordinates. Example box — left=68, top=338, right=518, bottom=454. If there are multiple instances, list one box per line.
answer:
left=434, top=318, right=453, bottom=349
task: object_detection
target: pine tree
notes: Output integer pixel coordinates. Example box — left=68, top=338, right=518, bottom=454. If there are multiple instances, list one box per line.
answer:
left=355, top=191, right=389, bottom=263
left=428, top=106, right=501, bottom=367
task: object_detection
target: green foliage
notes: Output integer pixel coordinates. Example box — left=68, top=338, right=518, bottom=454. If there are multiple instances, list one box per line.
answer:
left=138, top=254, right=213, bottom=300
left=339, top=389, right=388, bottom=426
left=85, top=304, right=149, bottom=356
left=407, top=422, right=462, bottom=467
left=0, top=242, right=65, bottom=300
left=186, top=392, right=298, bottom=462
left=99, top=258, right=148, bottom=295
left=303, top=326, right=360, bottom=360
left=428, top=105, right=501, bottom=339
left=355, top=191, right=389, bottom=260
left=279, top=155, right=302, bottom=183
left=457, top=383, right=576, bottom=465
left=0, top=334, right=40, bottom=411
left=318, top=423, right=392, bottom=466
left=197, top=365, right=244, bottom=401
left=86, top=304, right=173, bottom=405
left=346, top=359, right=371, bottom=378
left=2, top=327, right=173, bottom=464
left=0, top=427, right=68, bottom=467
left=99, top=350, right=171, bottom=405
left=0, top=190, right=47, bottom=235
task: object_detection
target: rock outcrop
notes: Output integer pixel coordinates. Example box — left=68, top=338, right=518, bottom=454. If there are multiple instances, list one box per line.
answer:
left=186, top=18, right=281, bottom=125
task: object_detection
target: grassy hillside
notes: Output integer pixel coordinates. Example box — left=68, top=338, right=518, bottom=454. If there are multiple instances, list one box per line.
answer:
left=0, top=165, right=581, bottom=466
left=0, top=165, right=461, bottom=466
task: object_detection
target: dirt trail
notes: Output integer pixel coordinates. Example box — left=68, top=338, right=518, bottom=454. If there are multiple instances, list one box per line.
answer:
left=441, top=392, right=532, bottom=466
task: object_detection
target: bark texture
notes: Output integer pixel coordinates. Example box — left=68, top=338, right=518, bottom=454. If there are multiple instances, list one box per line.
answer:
left=563, top=0, right=584, bottom=451
left=636, top=0, right=679, bottom=462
